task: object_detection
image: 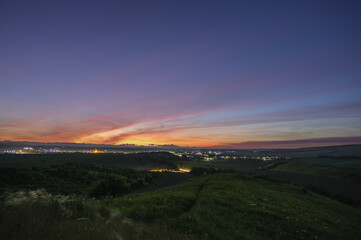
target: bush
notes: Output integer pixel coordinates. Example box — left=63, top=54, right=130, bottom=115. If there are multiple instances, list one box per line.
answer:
left=87, top=175, right=130, bottom=198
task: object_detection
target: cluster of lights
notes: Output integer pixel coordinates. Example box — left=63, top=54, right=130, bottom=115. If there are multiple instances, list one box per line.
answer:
left=147, top=168, right=190, bottom=173
left=1, top=148, right=282, bottom=161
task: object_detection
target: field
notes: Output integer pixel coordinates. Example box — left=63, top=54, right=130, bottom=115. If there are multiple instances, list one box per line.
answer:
left=269, top=162, right=361, bottom=181
left=261, top=162, right=361, bottom=201
left=1, top=149, right=361, bottom=239
left=0, top=152, right=181, bottom=169
left=188, top=158, right=268, bottom=172
left=247, top=145, right=361, bottom=158
left=284, top=156, right=361, bottom=169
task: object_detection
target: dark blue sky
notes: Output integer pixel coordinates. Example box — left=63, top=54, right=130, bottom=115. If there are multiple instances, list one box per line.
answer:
left=1, top=0, right=361, bottom=148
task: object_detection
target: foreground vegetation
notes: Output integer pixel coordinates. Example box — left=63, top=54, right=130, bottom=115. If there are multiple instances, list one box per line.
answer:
left=2, top=172, right=360, bottom=240
left=113, top=173, right=361, bottom=240
left=0, top=190, right=194, bottom=240
left=0, top=163, right=155, bottom=196
left=1, top=151, right=361, bottom=240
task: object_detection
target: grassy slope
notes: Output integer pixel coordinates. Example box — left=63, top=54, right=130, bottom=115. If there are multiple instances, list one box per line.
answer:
left=113, top=173, right=361, bottom=240
left=287, top=157, right=361, bottom=169
left=0, top=194, right=194, bottom=240
left=270, top=162, right=361, bottom=182
left=264, top=162, right=361, bottom=200
left=1, top=173, right=360, bottom=240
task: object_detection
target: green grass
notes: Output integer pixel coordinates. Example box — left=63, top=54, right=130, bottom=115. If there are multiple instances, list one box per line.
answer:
left=0, top=191, right=196, bottom=240
left=271, top=162, right=361, bottom=182
left=1, top=169, right=361, bottom=239
left=286, top=157, right=361, bottom=168
left=112, top=173, right=361, bottom=240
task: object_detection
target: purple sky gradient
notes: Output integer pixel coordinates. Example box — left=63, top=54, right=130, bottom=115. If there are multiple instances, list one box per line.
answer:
left=1, top=0, right=361, bottom=148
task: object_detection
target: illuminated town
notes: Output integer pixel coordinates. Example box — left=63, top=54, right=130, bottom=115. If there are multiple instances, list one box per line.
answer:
left=1, top=146, right=281, bottom=162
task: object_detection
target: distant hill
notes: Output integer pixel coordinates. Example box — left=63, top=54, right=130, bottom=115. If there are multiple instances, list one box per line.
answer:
left=243, top=144, right=361, bottom=158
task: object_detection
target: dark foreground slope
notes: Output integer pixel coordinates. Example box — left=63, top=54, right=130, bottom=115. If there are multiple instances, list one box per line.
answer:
left=1, top=173, right=360, bottom=240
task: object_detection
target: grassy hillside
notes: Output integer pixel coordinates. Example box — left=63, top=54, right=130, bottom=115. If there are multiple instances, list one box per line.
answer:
left=112, top=173, right=361, bottom=240
left=263, top=162, right=361, bottom=201
left=0, top=191, right=194, bottom=240
left=1, top=151, right=361, bottom=240
left=1, top=173, right=361, bottom=239
left=270, top=162, right=361, bottom=182
left=286, top=157, right=361, bottom=168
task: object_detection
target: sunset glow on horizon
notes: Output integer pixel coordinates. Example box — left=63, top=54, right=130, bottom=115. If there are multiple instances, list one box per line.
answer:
left=1, top=1, right=361, bottom=149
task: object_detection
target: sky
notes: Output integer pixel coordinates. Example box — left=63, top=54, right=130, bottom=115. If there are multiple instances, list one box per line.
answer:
left=1, top=0, right=361, bottom=148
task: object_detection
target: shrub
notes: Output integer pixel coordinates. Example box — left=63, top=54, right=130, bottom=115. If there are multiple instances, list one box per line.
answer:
left=87, top=174, right=130, bottom=198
